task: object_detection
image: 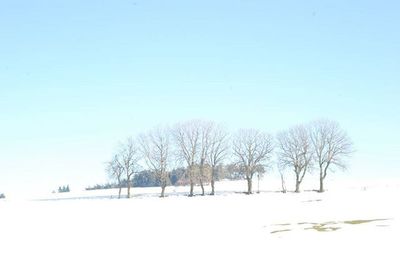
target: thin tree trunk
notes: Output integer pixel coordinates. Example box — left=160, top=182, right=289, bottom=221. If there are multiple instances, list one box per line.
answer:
left=295, top=174, right=300, bottom=193
left=319, top=171, right=327, bottom=193
left=200, top=179, right=205, bottom=196
left=319, top=165, right=329, bottom=193
left=160, top=183, right=166, bottom=198
left=295, top=181, right=300, bottom=193
left=247, top=177, right=252, bottom=194
left=159, top=174, right=167, bottom=198
left=189, top=180, right=194, bottom=197
left=127, top=179, right=131, bottom=198
left=199, top=163, right=205, bottom=196
left=210, top=168, right=215, bottom=195
left=319, top=177, right=324, bottom=193
left=280, top=174, right=286, bottom=193
left=118, top=186, right=122, bottom=199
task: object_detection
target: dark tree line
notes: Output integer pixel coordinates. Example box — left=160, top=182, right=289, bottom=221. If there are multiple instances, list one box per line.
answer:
left=58, top=185, right=70, bottom=193
left=89, top=166, right=235, bottom=191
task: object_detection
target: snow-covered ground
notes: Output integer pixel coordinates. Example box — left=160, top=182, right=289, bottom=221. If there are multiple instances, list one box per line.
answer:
left=1, top=178, right=399, bottom=268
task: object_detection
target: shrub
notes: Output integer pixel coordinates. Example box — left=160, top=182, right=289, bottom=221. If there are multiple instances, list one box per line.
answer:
left=58, top=185, right=70, bottom=193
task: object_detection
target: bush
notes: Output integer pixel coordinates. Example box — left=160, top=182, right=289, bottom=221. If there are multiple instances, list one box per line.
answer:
left=0, top=193, right=5, bottom=199
left=58, top=185, right=70, bottom=193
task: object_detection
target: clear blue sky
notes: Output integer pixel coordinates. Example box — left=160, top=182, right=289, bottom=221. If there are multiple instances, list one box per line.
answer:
left=1, top=0, right=399, bottom=196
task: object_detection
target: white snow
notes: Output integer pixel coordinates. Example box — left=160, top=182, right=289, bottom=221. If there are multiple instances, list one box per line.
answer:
left=0, top=178, right=399, bottom=268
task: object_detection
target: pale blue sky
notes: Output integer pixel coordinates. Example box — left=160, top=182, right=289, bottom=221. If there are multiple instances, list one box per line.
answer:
left=1, top=0, right=399, bottom=196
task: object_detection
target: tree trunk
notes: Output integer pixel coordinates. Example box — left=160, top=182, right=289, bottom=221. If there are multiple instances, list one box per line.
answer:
left=280, top=174, right=286, bottom=193
left=319, top=165, right=329, bottom=193
left=210, top=168, right=215, bottom=195
left=319, top=175, right=325, bottom=193
left=160, top=184, right=166, bottom=198
left=294, top=173, right=301, bottom=193
left=159, top=175, right=167, bottom=198
left=118, top=186, right=122, bottom=199
left=319, top=178, right=324, bottom=192
left=127, top=179, right=131, bottom=198
left=247, top=177, right=252, bottom=194
left=200, top=179, right=205, bottom=196
left=295, top=181, right=300, bottom=193
left=295, top=179, right=300, bottom=193
left=189, top=181, right=194, bottom=197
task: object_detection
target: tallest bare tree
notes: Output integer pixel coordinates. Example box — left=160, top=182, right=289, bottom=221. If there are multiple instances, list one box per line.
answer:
left=277, top=125, right=313, bottom=193
left=139, top=127, right=170, bottom=198
left=310, top=120, right=353, bottom=192
left=232, top=129, right=274, bottom=194
left=173, top=120, right=200, bottom=197
left=208, top=124, right=229, bottom=195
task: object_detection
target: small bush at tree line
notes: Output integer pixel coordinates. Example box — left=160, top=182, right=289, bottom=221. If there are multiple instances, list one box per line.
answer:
left=58, top=185, right=70, bottom=193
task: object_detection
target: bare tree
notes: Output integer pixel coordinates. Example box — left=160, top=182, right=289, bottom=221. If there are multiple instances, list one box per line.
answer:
left=106, top=154, right=124, bottom=198
left=139, top=127, right=170, bottom=198
left=173, top=120, right=200, bottom=197
left=208, top=125, right=229, bottom=195
left=310, top=120, right=353, bottom=192
left=232, top=129, right=274, bottom=194
left=277, top=125, right=313, bottom=193
left=120, top=137, right=141, bottom=198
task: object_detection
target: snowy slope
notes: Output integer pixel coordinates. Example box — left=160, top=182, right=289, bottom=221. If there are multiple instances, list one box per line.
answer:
left=0, top=178, right=399, bottom=268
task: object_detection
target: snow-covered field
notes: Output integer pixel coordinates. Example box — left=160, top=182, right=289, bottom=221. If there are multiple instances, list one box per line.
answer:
left=1, top=178, right=399, bottom=268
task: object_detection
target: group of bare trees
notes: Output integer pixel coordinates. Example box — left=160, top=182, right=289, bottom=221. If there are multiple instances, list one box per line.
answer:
left=277, top=120, right=353, bottom=193
left=106, top=138, right=141, bottom=198
left=173, top=120, right=230, bottom=196
left=107, top=119, right=353, bottom=198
